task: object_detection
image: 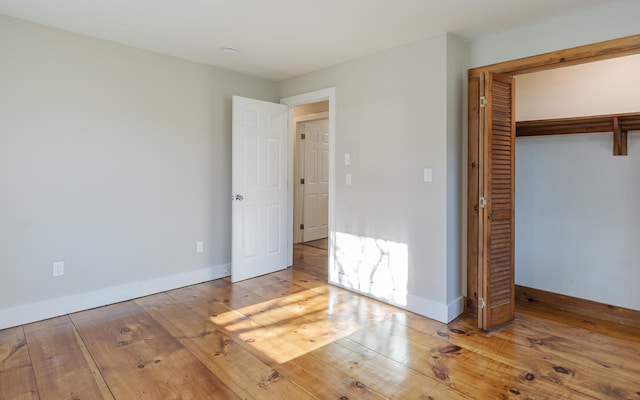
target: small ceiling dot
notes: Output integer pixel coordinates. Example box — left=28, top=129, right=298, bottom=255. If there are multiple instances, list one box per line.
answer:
left=221, top=47, right=239, bottom=55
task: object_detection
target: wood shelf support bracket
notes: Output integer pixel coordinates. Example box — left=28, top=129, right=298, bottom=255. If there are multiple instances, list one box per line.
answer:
left=613, top=116, right=628, bottom=156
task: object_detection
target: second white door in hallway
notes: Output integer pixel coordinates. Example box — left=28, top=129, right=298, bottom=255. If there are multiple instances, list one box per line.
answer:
left=300, top=119, right=329, bottom=242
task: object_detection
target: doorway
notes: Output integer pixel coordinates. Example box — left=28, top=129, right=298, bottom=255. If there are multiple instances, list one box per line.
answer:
left=292, top=102, right=329, bottom=246
left=467, top=35, right=640, bottom=330
left=280, top=88, right=336, bottom=272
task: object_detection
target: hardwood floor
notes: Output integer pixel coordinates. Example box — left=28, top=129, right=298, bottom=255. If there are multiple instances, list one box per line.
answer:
left=1, top=243, right=639, bottom=399
left=301, top=238, right=328, bottom=250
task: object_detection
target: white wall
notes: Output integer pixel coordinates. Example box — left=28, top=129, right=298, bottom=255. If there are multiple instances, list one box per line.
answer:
left=514, top=56, right=640, bottom=310
left=0, top=14, right=278, bottom=328
left=279, top=33, right=465, bottom=323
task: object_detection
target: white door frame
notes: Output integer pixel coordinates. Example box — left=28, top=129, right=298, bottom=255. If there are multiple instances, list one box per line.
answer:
left=280, top=88, right=336, bottom=271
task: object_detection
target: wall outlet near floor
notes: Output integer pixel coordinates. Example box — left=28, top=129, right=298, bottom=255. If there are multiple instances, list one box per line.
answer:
left=196, top=241, right=204, bottom=253
left=53, top=261, right=64, bottom=277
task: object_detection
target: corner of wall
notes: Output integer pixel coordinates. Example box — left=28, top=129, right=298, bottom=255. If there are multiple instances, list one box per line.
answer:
left=445, top=33, right=467, bottom=304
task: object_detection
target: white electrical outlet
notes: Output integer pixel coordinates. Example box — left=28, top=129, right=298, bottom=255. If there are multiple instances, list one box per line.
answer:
left=196, top=241, right=204, bottom=253
left=53, top=261, right=64, bottom=277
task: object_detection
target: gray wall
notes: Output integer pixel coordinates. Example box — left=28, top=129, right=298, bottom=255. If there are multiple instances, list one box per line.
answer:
left=279, top=33, right=466, bottom=322
left=0, top=14, right=278, bottom=328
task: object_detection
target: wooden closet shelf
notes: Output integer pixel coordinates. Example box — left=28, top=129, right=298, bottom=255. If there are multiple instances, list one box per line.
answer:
left=516, top=112, right=640, bottom=156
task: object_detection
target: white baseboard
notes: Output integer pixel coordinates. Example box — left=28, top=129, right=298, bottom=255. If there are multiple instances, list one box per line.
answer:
left=0, top=263, right=230, bottom=330
left=447, top=296, right=465, bottom=323
left=405, top=293, right=464, bottom=323
left=329, top=277, right=464, bottom=324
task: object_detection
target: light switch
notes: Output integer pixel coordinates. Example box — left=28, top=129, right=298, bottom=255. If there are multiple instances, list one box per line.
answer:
left=346, top=173, right=352, bottom=185
left=344, top=153, right=351, bottom=165
left=423, top=168, right=433, bottom=183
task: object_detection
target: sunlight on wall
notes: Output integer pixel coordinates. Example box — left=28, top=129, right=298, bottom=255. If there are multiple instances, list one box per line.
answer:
left=331, top=232, right=409, bottom=306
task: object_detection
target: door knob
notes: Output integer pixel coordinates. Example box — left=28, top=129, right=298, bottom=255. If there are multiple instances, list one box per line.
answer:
left=233, top=194, right=244, bottom=201
left=488, top=213, right=494, bottom=220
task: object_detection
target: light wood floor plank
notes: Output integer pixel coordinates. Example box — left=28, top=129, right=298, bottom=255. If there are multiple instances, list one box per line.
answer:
left=348, top=318, right=592, bottom=399
left=192, top=278, right=269, bottom=310
left=135, top=291, right=316, bottom=400
left=23, top=316, right=113, bottom=400
left=0, top=326, right=38, bottom=400
left=324, top=338, right=473, bottom=400
left=235, top=273, right=310, bottom=301
left=442, top=316, right=640, bottom=399
left=194, top=276, right=393, bottom=368
left=271, top=268, right=327, bottom=291
left=70, top=301, right=239, bottom=399
left=274, top=354, right=388, bottom=400
left=162, top=281, right=395, bottom=399
left=516, top=298, right=640, bottom=342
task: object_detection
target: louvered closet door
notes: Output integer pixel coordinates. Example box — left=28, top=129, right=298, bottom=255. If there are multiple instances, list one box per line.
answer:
left=480, top=72, right=515, bottom=330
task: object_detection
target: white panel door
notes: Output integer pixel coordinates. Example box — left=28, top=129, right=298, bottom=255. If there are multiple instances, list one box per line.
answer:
left=303, top=119, right=329, bottom=242
left=232, top=96, right=289, bottom=283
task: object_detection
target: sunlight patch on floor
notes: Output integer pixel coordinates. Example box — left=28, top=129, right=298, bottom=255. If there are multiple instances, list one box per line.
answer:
left=208, top=283, right=394, bottom=364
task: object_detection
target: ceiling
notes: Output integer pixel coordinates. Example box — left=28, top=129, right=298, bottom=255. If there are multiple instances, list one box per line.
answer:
left=0, top=0, right=622, bottom=81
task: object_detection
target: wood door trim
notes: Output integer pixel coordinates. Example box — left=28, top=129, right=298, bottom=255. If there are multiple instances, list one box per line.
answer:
left=466, top=76, right=481, bottom=315
left=466, top=34, right=640, bottom=322
left=515, top=285, right=640, bottom=329
left=470, top=34, right=640, bottom=76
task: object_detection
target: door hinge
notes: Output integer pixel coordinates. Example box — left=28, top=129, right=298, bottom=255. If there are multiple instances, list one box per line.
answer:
left=300, top=178, right=304, bottom=184
left=479, top=96, right=487, bottom=108
left=479, top=197, right=486, bottom=208
left=479, top=297, right=486, bottom=309
left=300, top=224, right=304, bottom=230
left=301, top=133, right=305, bottom=140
